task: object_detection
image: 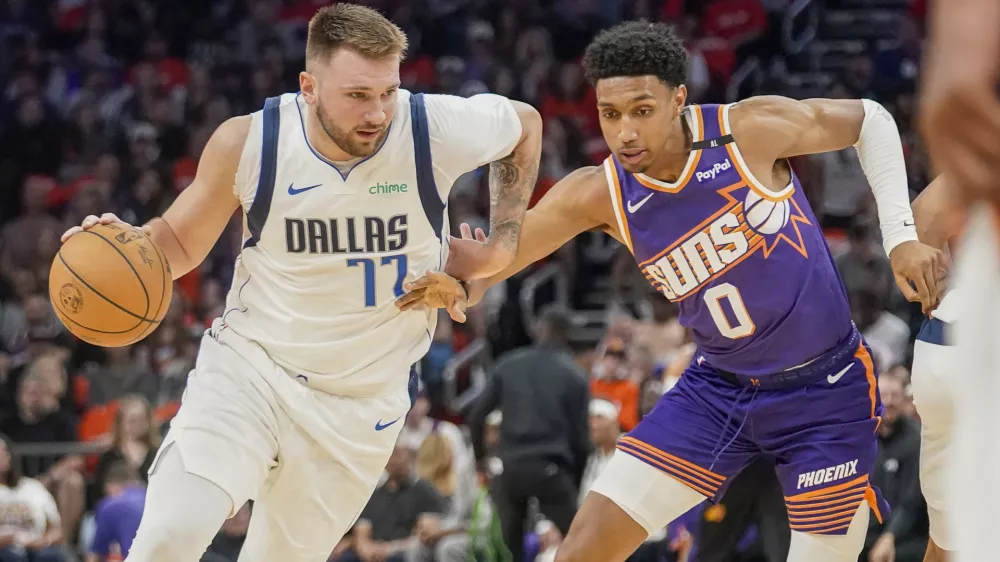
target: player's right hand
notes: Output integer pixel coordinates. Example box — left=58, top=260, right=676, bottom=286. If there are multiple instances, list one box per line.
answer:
left=60, top=213, right=131, bottom=242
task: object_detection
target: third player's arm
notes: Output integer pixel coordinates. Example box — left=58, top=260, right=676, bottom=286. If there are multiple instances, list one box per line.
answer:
left=912, top=175, right=966, bottom=252
left=464, top=166, right=619, bottom=305
left=144, top=116, right=249, bottom=279
left=483, top=100, right=544, bottom=267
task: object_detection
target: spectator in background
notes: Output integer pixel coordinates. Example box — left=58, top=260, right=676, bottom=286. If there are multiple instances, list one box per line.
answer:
left=411, top=432, right=481, bottom=562
left=84, top=347, right=158, bottom=406
left=863, top=374, right=927, bottom=562
left=873, top=17, right=922, bottom=99
left=836, top=220, right=895, bottom=304
left=92, top=396, right=160, bottom=505
left=0, top=433, right=65, bottom=562
left=397, top=392, right=473, bottom=487
left=0, top=371, right=85, bottom=546
left=468, top=307, right=590, bottom=562
left=85, top=462, right=145, bottom=562
left=345, top=444, right=448, bottom=562
left=590, top=337, right=640, bottom=431
left=631, top=296, right=685, bottom=369
left=578, top=399, right=619, bottom=506
left=0, top=176, right=61, bottom=283
left=200, top=502, right=251, bottom=562
left=850, top=286, right=910, bottom=372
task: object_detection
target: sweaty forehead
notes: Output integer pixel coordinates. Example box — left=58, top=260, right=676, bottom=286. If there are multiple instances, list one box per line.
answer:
left=595, top=75, right=671, bottom=106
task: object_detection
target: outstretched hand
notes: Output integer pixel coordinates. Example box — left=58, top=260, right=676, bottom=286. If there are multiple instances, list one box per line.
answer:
left=395, top=271, right=469, bottom=322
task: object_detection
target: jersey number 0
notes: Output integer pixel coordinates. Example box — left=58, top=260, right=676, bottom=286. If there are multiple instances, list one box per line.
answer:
left=348, top=255, right=408, bottom=307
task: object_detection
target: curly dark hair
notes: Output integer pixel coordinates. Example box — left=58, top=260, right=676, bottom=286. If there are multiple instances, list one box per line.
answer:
left=582, top=21, right=688, bottom=87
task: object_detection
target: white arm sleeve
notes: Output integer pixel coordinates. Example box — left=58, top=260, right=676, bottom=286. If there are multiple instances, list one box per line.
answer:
left=852, top=98, right=918, bottom=256
left=422, top=93, right=523, bottom=192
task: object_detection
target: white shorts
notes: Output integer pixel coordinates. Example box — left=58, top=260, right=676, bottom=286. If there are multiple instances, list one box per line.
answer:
left=949, top=204, right=1000, bottom=560
left=910, top=334, right=956, bottom=549
left=152, top=321, right=412, bottom=556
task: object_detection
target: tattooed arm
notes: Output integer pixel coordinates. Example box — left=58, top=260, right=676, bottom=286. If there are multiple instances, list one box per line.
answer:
left=466, top=101, right=543, bottom=279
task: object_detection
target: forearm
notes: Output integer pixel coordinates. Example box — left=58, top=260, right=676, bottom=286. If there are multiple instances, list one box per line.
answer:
left=486, top=128, right=542, bottom=258
left=852, top=98, right=918, bottom=256
left=143, top=217, right=195, bottom=280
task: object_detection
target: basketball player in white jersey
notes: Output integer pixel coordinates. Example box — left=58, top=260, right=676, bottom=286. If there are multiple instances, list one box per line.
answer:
left=921, top=1, right=1000, bottom=560
left=59, top=5, right=542, bottom=561
left=907, top=175, right=964, bottom=562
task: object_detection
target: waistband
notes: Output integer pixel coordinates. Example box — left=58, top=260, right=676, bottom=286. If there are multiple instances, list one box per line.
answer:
left=713, top=327, right=862, bottom=390
left=916, top=316, right=952, bottom=346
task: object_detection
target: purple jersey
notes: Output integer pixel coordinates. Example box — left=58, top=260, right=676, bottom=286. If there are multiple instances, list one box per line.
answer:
left=605, top=103, right=853, bottom=376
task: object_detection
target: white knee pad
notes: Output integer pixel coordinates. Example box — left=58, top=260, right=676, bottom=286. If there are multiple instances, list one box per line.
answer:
left=588, top=450, right=707, bottom=535
left=787, top=503, right=869, bottom=562
left=125, top=444, right=235, bottom=562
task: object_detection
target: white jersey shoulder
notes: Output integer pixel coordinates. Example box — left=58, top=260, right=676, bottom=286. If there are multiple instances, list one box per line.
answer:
left=222, top=90, right=521, bottom=396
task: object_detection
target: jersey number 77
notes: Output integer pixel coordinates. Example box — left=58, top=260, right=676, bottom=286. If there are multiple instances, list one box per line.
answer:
left=348, top=255, right=408, bottom=307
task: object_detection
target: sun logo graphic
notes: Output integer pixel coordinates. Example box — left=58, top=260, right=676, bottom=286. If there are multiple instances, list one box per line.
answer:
left=743, top=189, right=790, bottom=235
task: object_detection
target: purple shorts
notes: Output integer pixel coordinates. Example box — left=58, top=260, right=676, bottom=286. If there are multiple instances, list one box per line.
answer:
left=619, top=331, right=888, bottom=535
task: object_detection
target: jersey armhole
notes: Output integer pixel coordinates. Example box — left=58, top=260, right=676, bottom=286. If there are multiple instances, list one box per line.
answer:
left=234, top=113, right=264, bottom=208
left=720, top=103, right=795, bottom=202
left=603, top=157, right=634, bottom=254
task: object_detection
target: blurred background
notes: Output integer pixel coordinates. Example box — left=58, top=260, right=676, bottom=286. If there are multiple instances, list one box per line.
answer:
left=0, top=0, right=933, bottom=561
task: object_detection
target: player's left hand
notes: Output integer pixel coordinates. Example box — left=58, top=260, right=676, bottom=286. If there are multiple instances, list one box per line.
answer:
left=445, top=223, right=514, bottom=280
left=889, top=240, right=948, bottom=314
left=395, top=271, right=469, bottom=323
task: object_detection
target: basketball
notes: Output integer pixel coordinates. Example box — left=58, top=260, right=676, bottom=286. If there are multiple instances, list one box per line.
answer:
left=744, top=189, right=790, bottom=235
left=49, top=223, right=173, bottom=347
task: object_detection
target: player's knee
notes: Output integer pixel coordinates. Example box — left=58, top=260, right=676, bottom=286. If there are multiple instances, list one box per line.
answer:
left=130, top=518, right=211, bottom=561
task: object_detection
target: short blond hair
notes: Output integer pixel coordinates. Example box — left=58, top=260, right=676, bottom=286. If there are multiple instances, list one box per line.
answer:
left=306, top=3, right=407, bottom=63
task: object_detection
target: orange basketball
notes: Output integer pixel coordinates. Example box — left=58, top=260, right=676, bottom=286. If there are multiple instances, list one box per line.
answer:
left=49, top=223, right=173, bottom=347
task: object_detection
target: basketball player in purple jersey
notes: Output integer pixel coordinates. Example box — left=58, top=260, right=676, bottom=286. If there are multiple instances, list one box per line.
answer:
left=399, top=21, right=946, bottom=562
left=921, top=1, right=1000, bottom=560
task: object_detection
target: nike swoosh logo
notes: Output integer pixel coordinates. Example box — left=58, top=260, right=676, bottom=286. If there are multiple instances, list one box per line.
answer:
left=288, top=183, right=321, bottom=195
left=903, top=220, right=914, bottom=227
left=827, top=364, right=852, bottom=385
left=375, top=417, right=401, bottom=431
left=627, top=193, right=655, bottom=213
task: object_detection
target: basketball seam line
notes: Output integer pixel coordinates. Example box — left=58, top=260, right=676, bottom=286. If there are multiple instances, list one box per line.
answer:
left=83, top=229, right=151, bottom=319
left=57, top=251, right=157, bottom=324
left=126, top=237, right=170, bottom=345
left=51, top=300, right=153, bottom=334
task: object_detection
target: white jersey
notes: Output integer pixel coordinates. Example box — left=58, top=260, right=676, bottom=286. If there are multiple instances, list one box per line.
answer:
left=222, top=90, right=521, bottom=396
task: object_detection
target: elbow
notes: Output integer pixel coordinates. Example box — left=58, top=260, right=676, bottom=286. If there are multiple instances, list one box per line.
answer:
left=511, top=100, right=543, bottom=147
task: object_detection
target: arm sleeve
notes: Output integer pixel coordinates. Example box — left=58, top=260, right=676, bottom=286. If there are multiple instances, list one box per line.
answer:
left=852, top=99, right=918, bottom=256
left=422, top=93, right=523, bottom=189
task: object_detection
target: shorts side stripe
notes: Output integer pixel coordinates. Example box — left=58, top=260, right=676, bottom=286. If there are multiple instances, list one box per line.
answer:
left=618, top=436, right=725, bottom=484
left=616, top=443, right=720, bottom=498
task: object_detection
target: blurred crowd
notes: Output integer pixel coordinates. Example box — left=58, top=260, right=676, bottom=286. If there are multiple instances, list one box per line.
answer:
left=0, top=0, right=934, bottom=561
